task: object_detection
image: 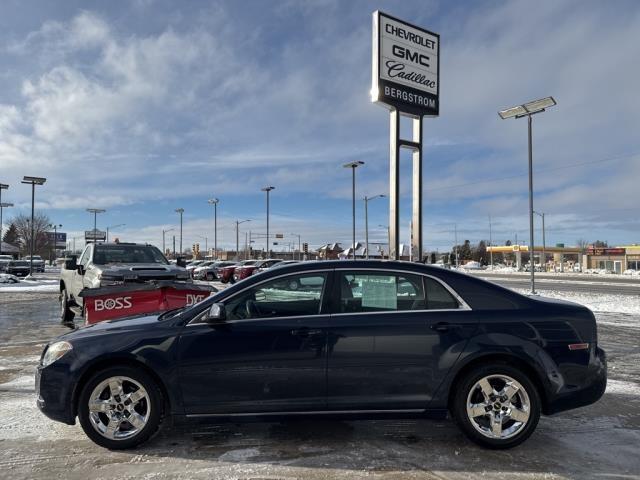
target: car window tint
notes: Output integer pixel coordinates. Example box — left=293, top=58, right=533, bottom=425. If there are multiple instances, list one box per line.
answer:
left=425, top=277, right=460, bottom=310
left=225, top=273, right=327, bottom=320
left=338, top=272, right=426, bottom=313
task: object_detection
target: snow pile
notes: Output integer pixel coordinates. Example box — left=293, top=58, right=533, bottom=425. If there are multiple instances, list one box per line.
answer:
left=517, top=289, right=640, bottom=315
left=460, top=261, right=483, bottom=270
left=623, top=269, right=639, bottom=276
left=0, top=278, right=58, bottom=293
left=0, top=273, right=20, bottom=284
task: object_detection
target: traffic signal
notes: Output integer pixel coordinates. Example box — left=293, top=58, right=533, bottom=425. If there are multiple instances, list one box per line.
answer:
left=303, top=242, right=309, bottom=254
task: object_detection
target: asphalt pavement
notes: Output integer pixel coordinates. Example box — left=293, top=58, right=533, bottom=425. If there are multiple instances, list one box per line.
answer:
left=0, top=291, right=639, bottom=480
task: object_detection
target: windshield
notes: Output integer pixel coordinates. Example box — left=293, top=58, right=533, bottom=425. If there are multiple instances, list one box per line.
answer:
left=93, top=245, right=169, bottom=265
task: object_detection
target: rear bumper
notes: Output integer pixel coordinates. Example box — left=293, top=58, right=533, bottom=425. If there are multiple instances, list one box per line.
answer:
left=546, top=347, right=607, bottom=415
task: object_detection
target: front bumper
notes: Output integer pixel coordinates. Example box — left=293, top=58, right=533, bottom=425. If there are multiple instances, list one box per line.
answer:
left=35, top=361, right=76, bottom=425
left=546, top=347, right=607, bottom=415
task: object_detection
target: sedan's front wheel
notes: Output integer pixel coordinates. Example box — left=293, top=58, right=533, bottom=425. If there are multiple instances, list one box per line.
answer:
left=78, top=366, right=163, bottom=449
left=451, top=363, right=541, bottom=449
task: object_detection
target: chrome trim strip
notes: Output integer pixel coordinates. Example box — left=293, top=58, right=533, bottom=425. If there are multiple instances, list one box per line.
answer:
left=186, top=408, right=425, bottom=418
left=187, top=266, right=471, bottom=326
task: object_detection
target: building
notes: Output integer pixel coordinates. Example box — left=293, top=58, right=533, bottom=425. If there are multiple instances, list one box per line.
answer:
left=587, top=245, right=640, bottom=273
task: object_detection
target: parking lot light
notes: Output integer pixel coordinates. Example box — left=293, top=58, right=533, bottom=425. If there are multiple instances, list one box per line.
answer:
left=105, top=224, right=125, bottom=243
left=235, top=219, right=251, bottom=260
left=162, top=228, right=174, bottom=256
left=343, top=161, right=364, bottom=259
left=261, top=187, right=275, bottom=257
left=0, top=182, right=12, bottom=255
left=21, top=176, right=47, bottom=277
left=498, top=96, right=556, bottom=293
left=175, top=208, right=184, bottom=254
left=208, top=198, right=219, bottom=259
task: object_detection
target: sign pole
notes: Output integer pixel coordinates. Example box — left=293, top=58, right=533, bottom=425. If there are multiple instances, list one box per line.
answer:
left=389, top=109, right=400, bottom=259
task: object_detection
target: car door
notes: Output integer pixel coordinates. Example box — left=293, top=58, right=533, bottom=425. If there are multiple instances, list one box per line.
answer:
left=177, top=270, right=332, bottom=415
left=326, top=269, right=477, bottom=411
left=71, top=246, right=92, bottom=301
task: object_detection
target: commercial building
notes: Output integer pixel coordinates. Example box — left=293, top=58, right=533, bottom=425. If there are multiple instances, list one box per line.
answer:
left=587, top=245, right=640, bottom=273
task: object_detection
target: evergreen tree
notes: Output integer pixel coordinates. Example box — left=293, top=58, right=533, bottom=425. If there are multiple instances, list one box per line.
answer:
left=2, top=222, right=19, bottom=246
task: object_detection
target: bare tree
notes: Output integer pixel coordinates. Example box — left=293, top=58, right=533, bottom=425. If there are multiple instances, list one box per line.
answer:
left=11, top=212, right=52, bottom=257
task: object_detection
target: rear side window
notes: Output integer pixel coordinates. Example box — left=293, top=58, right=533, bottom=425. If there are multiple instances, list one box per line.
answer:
left=338, top=272, right=426, bottom=313
left=425, top=277, right=460, bottom=310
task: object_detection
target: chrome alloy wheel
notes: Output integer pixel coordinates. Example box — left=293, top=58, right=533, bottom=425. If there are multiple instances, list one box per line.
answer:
left=88, top=376, right=150, bottom=441
left=466, top=374, right=531, bottom=440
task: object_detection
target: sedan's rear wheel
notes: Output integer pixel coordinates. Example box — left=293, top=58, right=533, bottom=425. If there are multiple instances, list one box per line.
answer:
left=78, top=366, right=163, bottom=449
left=452, top=363, right=540, bottom=449
left=206, top=272, right=214, bottom=281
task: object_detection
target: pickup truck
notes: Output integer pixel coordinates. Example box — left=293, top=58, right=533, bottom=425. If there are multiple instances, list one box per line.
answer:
left=23, top=255, right=45, bottom=272
left=60, top=242, right=190, bottom=323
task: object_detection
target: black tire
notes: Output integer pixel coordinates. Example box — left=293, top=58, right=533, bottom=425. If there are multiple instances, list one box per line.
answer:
left=206, top=272, right=214, bottom=281
left=78, top=366, right=163, bottom=450
left=229, top=276, right=236, bottom=284
left=60, top=288, right=75, bottom=324
left=451, top=362, right=541, bottom=449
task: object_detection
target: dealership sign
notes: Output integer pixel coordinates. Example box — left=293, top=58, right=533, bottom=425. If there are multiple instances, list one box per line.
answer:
left=85, top=229, right=106, bottom=242
left=46, top=231, right=67, bottom=248
left=371, top=11, right=440, bottom=116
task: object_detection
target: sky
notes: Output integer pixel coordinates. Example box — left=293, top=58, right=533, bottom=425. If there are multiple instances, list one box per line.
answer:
left=1, top=0, right=639, bottom=254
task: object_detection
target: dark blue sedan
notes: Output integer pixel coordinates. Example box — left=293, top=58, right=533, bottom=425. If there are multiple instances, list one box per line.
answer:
left=36, top=260, right=606, bottom=449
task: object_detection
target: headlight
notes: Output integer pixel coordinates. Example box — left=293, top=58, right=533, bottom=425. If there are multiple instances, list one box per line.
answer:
left=42, top=341, right=73, bottom=367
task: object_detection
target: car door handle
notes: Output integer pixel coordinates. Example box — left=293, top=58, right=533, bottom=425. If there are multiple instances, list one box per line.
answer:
left=291, top=328, right=323, bottom=337
left=430, top=322, right=455, bottom=332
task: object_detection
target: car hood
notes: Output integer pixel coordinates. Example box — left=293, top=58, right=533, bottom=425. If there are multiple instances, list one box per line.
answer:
left=59, top=313, right=166, bottom=341
left=94, top=263, right=185, bottom=273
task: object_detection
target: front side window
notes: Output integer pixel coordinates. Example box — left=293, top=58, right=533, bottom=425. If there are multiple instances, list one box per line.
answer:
left=338, top=272, right=426, bottom=313
left=225, top=273, right=328, bottom=320
left=79, top=246, right=92, bottom=267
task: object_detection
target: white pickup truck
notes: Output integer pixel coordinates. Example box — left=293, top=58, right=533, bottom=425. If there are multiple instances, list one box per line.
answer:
left=60, top=242, right=189, bottom=323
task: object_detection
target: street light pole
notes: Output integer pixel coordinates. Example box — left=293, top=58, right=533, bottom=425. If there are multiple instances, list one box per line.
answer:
left=534, top=211, right=546, bottom=271
left=364, top=194, right=385, bottom=259
left=454, top=223, right=459, bottom=267
left=290, top=233, right=302, bottom=260
left=0, top=183, right=12, bottom=254
left=86, top=208, right=106, bottom=241
left=235, top=219, right=251, bottom=260
left=175, top=208, right=184, bottom=254
left=261, top=187, right=275, bottom=257
left=499, top=96, right=556, bottom=294
left=489, top=215, right=493, bottom=269
left=21, top=176, right=47, bottom=277
left=105, top=224, right=125, bottom=243
left=208, top=198, right=219, bottom=259
left=162, top=228, right=174, bottom=255
left=343, top=161, right=364, bottom=259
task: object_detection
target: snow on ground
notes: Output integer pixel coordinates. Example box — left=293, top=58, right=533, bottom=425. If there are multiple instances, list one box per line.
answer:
left=515, top=288, right=640, bottom=315
left=0, top=278, right=58, bottom=293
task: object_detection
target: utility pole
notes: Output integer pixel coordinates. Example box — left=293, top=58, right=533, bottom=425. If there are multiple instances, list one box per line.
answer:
left=534, top=211, right=546, bottom=271
left=290, top=233, right=302, bottom=260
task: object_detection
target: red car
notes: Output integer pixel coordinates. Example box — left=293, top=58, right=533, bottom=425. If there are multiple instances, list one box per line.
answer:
left=217, top=260, right=256, bottom=284
left=234, top=259, right=283, bottom=281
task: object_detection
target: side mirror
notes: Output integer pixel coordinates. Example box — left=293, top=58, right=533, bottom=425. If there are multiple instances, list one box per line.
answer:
left=76, top=264, right=86, bottom=275
left=64, top=257, right=77, bottom=270
left=176, top=257, right=187, bottom=268
left=204, top=303, right=226, bottom=324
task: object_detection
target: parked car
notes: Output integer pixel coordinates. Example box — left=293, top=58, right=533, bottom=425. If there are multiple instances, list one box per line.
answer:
left=185, top=260, right=204, bottom=273
left=59, top=242, right=190, bottom=323
left=190, top=261, right=217, bottom=278
left=234, top=259, right=283, bottom=281
left=194, top=261, right=236, bottom=281
left=37, top=260, right=606, bottom=450
left=0, top=254, right=13, bottom=272
left=6, top=260, right=31, bottom=277
left=217, top=260, right=256, bottom=284
left=24, top=255, right=45, bottom=272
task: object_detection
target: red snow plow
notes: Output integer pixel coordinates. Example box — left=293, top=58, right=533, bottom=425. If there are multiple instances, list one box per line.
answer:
left=79, top=281, right=217, bottom=325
